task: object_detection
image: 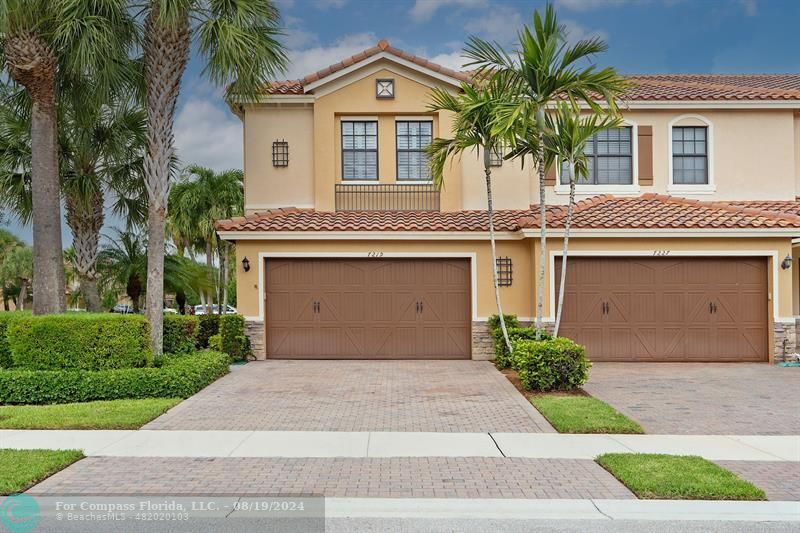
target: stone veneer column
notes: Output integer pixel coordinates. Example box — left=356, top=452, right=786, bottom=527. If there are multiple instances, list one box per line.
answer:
left=773, top=320, right=798, bottom=363
left=245, top=320, right=265, bottom=360
left=471, top=320, right=554, bottom=361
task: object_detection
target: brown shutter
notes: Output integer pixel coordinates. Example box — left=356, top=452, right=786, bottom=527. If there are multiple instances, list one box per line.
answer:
left=544, top=162, right=557, bottom=186
left=637, top=125, right=653, bottom=186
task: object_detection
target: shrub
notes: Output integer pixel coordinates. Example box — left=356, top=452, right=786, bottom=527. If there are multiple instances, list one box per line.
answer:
left=511, top=337, right=591, bottom=392
left=163, top=314, right=199, bottom=355
left=0, top=312, right=30, bottom=368
left=218, top=314, right=250, bottom=361
left=197, top=314, right=220, bottom=348
left=7, top=314, right=151, bottom=370
left=493, top=327, right=552, bottom=369
left=0, top=351, right=230, bottom=404
left=487, top=314, right=520, bottom=333
left=208, top=333, right=222, bottom=352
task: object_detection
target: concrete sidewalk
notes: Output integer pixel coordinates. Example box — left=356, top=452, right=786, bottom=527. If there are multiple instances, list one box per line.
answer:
left=1, top=430, right=797, bottom=461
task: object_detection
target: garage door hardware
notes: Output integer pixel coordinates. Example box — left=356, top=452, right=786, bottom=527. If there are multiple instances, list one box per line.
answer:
left=601, top=302, right=609, bottom=314
left=709, top=302, right=717, bottom=314
left=416, top=301, right=425, bottom=313
left=312, top=301, right=320, bottom=313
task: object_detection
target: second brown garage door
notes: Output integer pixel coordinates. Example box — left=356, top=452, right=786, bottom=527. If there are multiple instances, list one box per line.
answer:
left=265, top=258, right=471, bottom=359
left=556, top=257, right=768, bottom=362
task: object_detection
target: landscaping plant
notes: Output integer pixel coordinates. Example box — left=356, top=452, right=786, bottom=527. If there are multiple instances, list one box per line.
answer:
left=162, top=314, right=199, bottom=355
left=511, top=337, right=591, bottom=391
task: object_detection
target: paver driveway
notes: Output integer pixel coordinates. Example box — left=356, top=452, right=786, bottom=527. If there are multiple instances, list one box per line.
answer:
left=145, top=360, right=553, bottom=432
left=585, top=363, right=800, bottom=435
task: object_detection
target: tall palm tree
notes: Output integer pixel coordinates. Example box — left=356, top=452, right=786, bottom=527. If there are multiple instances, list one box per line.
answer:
left=0, top=0, right=134, bottom=315
left=1, top=241, right=33, bottom=311
left=0, top=84, right=148, bottom=311
left=464, top=5, right=627, bottom=335
left=139, top=0, right=287, bottom=355
left=427, top=77, right=517, bottom=353
left=545, top=104, right=622, bottom=336
left=169, top=165, right=244, bottom=314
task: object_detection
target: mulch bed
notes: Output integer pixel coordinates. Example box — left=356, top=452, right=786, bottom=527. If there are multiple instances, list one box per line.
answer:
left=500, top=367, right=589, bottom=400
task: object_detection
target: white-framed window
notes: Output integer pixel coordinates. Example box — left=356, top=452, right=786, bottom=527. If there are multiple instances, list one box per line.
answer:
left=396, top=120, right=432, bottom=181
left=342, top=120, right=378, bottom=181
left=554, top=121, right=640, bottom=195
left=668, top=114, right=715, bottom=193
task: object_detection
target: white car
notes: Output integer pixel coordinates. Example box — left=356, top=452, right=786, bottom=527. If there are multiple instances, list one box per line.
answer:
left=194, top=304, right=238, bottom=315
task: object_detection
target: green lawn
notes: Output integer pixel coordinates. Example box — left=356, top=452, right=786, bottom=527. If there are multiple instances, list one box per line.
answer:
left=0, top=398, right=181, bottom=429
left=0, top=449, right=83, bottom=495
left=530, top=395, right=644, bottom=434
left=597, top=453, right=767, bottom=500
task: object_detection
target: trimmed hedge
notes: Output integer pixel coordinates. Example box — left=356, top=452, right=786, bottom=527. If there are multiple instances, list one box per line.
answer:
left=511, top=337, right=591, bottom=392
left=0, top=312, right=30, bottom=368
left=0, top=351, right=230, bottom=405
left=219, top=314, right=250, bottom=361
left=7, top=314, right=151, bottom=371
left=493, top=327, right=552, bottom=369
left=163, top=314, right=199, bottom=355
left=487, top=314, right=520, bottom=332
left=197, top=314, right=220, bottom=348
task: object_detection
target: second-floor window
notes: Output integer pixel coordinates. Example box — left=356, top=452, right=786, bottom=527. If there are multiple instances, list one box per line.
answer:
left=342, top=121, right=378, bottom=180
left=560, top=126, right=633, bottom=185
left=672, top=126, right=708, bottom=185
left=396, top=121, right=432, bottom=181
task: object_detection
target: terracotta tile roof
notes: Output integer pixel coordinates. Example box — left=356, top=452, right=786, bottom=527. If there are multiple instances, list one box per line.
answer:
left=263, top=39, right=471, bottom=95
left=262, top=39, right=800, bottom=101
left=623, top=74, right=800, bottom=101
left=217, top=195, right=800, bottom=234
left=216, top=207, right=531, bottom=232
left=725, top=200, right=800, bottom=217
left=517, top=194, right=800, bottom=230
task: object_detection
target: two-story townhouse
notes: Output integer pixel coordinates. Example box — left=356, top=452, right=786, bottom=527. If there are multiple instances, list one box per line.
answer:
left=216, top=40, right=800, bottom=363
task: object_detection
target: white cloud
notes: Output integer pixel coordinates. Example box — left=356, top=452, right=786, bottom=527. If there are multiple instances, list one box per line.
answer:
left=174, top=99, right=242, bottom=172
left=562, top=19, right=610, bottom=44
left=409, top=0, right=487, bottom=22
left=283, top=32, right=378, bottom=79
left=464, top=5, right=524, bottom=43
left=428, top=50, right=470, bottom=71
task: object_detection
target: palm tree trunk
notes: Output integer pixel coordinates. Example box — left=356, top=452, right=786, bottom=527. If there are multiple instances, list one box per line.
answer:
left=222, top=242, right=229, bottom=311
left=205, top=241, right=214, bottom=314
left=484, top=150, right=512, bottom=354
left=143, top=9, right=191, bottom=355
left=535, top=126, right=547, bottom=338
left=554, top=162, right=577, bottom=337
left=17, top=280, right=27, bottom=311
left=5, top=33, right=66, bottom=315
left=65, top=188, right=104, bottom=312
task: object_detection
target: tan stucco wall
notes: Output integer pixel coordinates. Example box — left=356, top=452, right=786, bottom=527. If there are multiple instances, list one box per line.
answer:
left=234, top=238, right=533, bottom=320
left=794, top=112, right=800, bottom=196
left=243, top=104, right=315, bottom=212
left=309, top=61, right=463, bottom=211
left=461, top=148, right=536, bottom=210
left=542, top=109, right=797, bottom=205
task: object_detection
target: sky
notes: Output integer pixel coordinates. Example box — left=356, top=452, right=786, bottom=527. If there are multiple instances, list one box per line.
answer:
left=4, top=0, right=800, bottom=244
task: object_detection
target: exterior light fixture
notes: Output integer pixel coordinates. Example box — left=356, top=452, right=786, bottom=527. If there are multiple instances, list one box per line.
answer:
left=496, top=257, right=513, bottom=286
left=242, top=257, right=251, bottom=272
left=781, top=254, right=792, bottom=270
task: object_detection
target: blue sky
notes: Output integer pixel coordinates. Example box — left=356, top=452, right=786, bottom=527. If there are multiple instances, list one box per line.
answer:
left=4, top=0, right=799, bottom=243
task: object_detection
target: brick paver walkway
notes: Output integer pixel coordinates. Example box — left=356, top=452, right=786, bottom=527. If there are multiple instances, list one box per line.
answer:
left=29, top=457, right=633, bottom=499
left=585, top=363, right=800, bottom=435
left=716, top=461, right=800, bottom=501
left=144, top=360, right=553, bottom=432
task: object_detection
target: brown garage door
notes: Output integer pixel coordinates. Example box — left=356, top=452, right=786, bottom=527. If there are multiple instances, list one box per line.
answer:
left=265, top=258, right=471, bottom=359
left=556, top=257, right=768, bottom=362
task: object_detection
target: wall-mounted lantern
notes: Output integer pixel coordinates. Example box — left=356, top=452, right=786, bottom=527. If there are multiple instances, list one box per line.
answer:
left=272, top=139, right=289, bottom=167
left=496, top=257, right=513, bottom=286
left=781, top=254, right=793, bottom=270
left=242, top=257, right=251, bottom=272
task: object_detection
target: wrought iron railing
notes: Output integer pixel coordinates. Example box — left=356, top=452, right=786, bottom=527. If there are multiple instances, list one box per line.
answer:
left=335, top=183, right=440, bottom=211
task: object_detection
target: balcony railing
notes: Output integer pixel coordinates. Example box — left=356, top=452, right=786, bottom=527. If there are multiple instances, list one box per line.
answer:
left=335, top=183, right=440, bottom=211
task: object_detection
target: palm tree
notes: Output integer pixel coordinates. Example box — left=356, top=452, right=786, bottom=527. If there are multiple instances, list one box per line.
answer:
left=139, top=0, right=287, bottom=355
left=0, top=0, right=134, bottom=315
left=546, top=104, right=622, bottom=336
left=464, top=5, right=627, bottom=335
left=0, top=83, right=148, bottom=312
left=1, top=242, right=33, bottom=311
left=427, top=76, right=517, bottom=353
left=169, top=166, right=244, bottom=314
